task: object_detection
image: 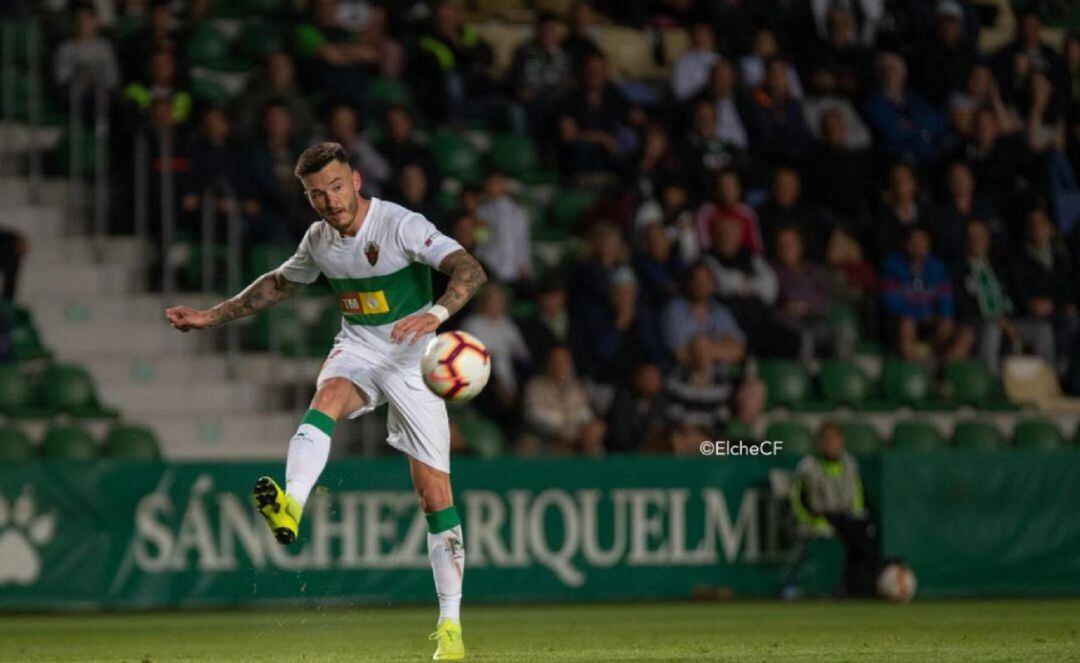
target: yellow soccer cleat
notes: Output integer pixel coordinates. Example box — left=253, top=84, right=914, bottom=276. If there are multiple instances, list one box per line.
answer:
left=252, top=476, right=302, bottom=545
left=429, top=618, right=465, bottom=661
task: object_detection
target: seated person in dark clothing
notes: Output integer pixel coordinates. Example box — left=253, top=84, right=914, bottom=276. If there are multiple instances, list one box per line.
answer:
left=791, top=422, right=880, bottom=598
left=881, top=225, right=973, bottom=362
left=377, top=105, right=432, bottom=176
left=1008, top=208, right=1080, bottom=376
left=757, top=166, right=826, bottom=259
left=955, top=218, right=1054, bottom=375
left=519, top=279, right=571, bottom=369
left=633, top=222, right=684, bottom=326
left=802, top=106, right=873, bottom=230
left=554, top=53, right=634, bottom=181
left=931, top=161, right=1002, bottom=267
left=606, top=362, right=667, bottom=453
left=572, top=267, right=666, bottom=384
left=873, top=162, right=928, bottom=262
left=704, top=213, right=800, bottom=358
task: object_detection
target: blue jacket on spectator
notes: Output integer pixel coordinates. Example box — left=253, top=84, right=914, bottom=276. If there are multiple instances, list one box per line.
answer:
left=863, top=90, right=946, bottom=164
left=880, top=252, right=955, bottom=321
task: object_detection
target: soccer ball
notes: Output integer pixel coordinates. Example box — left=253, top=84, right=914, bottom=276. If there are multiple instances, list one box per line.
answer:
left=421, top=331, right=491, bottom=402
left=876, top=563, right=917, bottom=603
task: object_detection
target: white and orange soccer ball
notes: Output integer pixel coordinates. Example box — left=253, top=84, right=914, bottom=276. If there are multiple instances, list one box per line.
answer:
left=876, top=563, right=918, bottom=603
left=421, top=331, right=491, bottom=403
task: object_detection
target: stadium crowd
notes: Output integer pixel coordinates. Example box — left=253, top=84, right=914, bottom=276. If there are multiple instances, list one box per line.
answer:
left=30, top=0, right=1080, bottom=455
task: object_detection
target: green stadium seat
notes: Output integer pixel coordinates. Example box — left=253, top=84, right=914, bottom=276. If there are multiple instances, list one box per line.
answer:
left=489, top=133, right=543, bottom=180
left=765, top=421, right=813, bottom=456
left=819, top=361, right=871, bottom=408
left=0, top=365, right=43, bottom=418
left=881, top=360, right=932, bottom=406
left=104, top=424, right=162, bottom=460
left=951, top=420, right=1006, bottom=451
left=1, top=303, right=53, bottom=362
left=549, top=189, right=597, bottom=232
left=890, top=420, right=943, bottom=452
left=368, top=78, right=413, bottom=112
left=236, top=20, right=284, bottom=64
left=456, top=411, right=505, bottom=459
left=840, top=421, right=884, bottom=455
left=186, top=23, right=232, bottom=68
left=0, top=427, right=34, bottom=462
left=945, top=360, right=992, bottom=405
left=40, top=425, right=98, bottom=460
left=430, top=131, right=482, bottom=184
left=760, top=360, right=810, bottom=409
left=40, top=364, right=119, bottom=419
left=1012, top=418, right=1065, bottom=451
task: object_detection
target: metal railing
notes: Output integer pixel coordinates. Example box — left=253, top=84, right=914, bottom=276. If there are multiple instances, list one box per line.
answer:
left=66, top=68, right=110, bottom=255
left=0, top=17, right=43, bottom=196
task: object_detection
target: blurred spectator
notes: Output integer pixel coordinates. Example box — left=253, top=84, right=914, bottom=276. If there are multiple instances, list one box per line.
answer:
left=773, top=226, right=855, bottom=361
left=123, top=49, right=192, bottom=124
left=554, top=53, right=633, bottom=181
left=519, top=279, right=571, bottom=367
left=863, top=52, right=946, bottom=164
left=633, top=123, right=683, bottom=203
left=54, top=5, right=120, bottom=94
left=377, top=105, right=432, bottom=176
left=661, top=262, right=745, bottom=365
left=681, top=98, right=740, bottom=194
left=880, top=225, right=971, bottom=362
left=411, top=1, right=499, bottom=125
left=572, top=266, right=665, bottom=383
left=791, top=422, right=879, bottom=598
left=323, top=103, right=391, bottom=196
left=948, top=65, right=1022, bottom=138
left=569, top=224, right=629, bottom=330
left=912, top=1, right=976, bottom=106
left=234, top=52, right=317, bottom=144
left=1008, top=209, right=1079, bottom=375
left=826, top=228, right=878, bottom=335
left=803, top=73, right=873, bottom=150
left=931, top=161, right=1001, bottom=266
left=672, top=22, right=720, bottom=102
left=663, top=334, right=764, bottom=438
left=757, top=167, right=826, bottom=258
left=803, top=107, right=873, bottom=228
left=739, top=28, right=803, bottom=98
left=393, top=163, right=443, bottom=229
left=748, top=59, right=812, bottom=165
left=475, top=171, right=533, bottom=289
left=606, top=363, right=667, bottom=453
left=633, top=222, right=683, bottom=321
left=118, top=1, right=177, bottom=83
left=699, top=59, right=751, bottom=155
left=634, top=180, right=699, bottom=263
left=562, top=1, right=602, bottom=69
left=243, top=103, right=304, bottom=244
left=509, top=11, right=573, bottom=133
left=954, top=219, right=1051, bottom=375
left=293, top=0, right=376, bottom=110
left=993, top=10, right=1062, bottom=108
left=181, top=107, right=243, bottom=235
left=874, top=163, right=927, bottom=259
left=1022, top=72, right=1077, bottom=194
left=695, top=169, right=763, bottom=255
left=806, top=4, right=875, bottom=99
left=705, top=213, right=799, bottom=358
left=462, top=285, right=531, bottom=430
left=521, top=346, right=606, bottom=456
left=955, top=107, right=1043, bottom=237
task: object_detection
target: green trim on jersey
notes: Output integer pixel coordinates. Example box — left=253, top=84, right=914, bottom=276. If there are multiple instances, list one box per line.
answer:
left=328, top=262, right=434, bottom=326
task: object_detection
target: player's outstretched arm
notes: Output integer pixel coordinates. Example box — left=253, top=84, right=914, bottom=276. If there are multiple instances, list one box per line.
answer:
left=165, top=270, right=299, bottom=332
left=390, top=249, right=487, bottom=344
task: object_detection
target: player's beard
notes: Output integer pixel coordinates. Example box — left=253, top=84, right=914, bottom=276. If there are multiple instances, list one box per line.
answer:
left=325, top=195, right=359, bottom=233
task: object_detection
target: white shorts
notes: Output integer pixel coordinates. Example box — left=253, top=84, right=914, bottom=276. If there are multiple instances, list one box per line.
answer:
left=317, top=344, right=451, bottom=473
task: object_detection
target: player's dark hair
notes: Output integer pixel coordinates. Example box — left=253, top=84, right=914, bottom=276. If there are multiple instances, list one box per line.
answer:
left=295, top=142, right=350, bottom=178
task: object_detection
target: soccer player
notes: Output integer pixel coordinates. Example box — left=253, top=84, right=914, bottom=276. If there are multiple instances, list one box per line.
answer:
left=165, top=142, right=486, bottom=661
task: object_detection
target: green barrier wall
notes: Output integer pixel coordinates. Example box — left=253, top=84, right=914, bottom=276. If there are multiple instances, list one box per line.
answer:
left=0, top=453, right=1076, bottom=609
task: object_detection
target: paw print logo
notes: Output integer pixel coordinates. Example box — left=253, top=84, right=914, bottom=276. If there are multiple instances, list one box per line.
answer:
left=0, top=487, right=57, bottom=586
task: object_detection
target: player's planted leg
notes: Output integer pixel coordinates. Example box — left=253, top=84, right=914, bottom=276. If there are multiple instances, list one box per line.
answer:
left=412, top=458, right=465, bottom=661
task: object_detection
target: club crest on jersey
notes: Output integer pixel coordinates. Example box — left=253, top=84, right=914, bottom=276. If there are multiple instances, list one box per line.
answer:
left=364, top=241, right=380, bottom=266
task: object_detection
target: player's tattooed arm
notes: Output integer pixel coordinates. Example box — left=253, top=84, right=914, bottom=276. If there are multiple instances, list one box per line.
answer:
left=165, top=270, right=298, bottom=331
left=435, top=249, right=487, bottom=317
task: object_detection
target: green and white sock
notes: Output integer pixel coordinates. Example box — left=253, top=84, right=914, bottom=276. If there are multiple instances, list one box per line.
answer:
left=427, top=506, right=464, bottom=623
left=285, top=409, right=335, bottom=508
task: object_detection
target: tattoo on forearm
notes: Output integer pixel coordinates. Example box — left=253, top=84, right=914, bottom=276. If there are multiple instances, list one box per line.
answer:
left=206, top=270, right=298, bottom=327
left=436, top=250, right=487, bottom=317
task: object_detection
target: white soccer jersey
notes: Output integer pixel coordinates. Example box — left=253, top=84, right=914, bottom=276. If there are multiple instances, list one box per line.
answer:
left=278, top=197, right=463, bottom=362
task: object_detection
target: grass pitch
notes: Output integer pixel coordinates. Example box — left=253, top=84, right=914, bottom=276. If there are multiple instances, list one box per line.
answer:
left=2, top=599, right=1078, bottom=662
